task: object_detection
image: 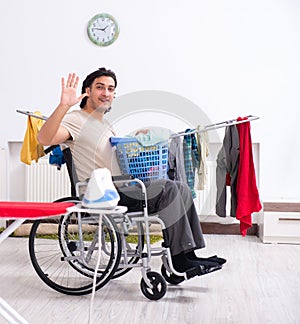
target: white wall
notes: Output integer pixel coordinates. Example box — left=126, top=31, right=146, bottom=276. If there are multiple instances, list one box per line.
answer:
left=1, top=0, right=299, bottom=202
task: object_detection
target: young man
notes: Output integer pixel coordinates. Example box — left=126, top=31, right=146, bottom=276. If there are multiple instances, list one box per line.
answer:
left=38, top=67, right=225, bottom=274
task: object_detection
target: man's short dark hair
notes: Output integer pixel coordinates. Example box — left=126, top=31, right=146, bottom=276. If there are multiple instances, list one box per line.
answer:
left=80, top=67, right=117, bottom=108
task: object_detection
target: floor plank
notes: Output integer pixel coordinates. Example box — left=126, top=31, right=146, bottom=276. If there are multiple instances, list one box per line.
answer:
left=0, top=235, right=300, bottom=324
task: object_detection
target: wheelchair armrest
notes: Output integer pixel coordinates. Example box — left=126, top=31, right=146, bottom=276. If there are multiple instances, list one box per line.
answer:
left=112, top=175, right=134, bottom=182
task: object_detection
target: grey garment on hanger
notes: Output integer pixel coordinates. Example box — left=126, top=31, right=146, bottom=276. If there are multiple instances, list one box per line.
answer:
left=216, top=125, right=240, bottom=217
left=168, top=136, right=187, bottom=183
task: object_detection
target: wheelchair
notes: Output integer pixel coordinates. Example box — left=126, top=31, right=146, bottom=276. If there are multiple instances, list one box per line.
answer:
left=28, top=140, right=209, bottom=300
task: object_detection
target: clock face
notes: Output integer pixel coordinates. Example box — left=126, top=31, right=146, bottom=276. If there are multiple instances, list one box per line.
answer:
left=87, top=13, right=120, bottom=47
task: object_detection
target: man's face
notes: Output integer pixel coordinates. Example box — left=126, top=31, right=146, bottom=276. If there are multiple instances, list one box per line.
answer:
left=86, top=76, right=116, bottom=112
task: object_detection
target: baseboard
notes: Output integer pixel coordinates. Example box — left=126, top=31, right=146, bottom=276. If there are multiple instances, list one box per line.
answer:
left=201, top=222, right=258, bottom=235
left=7, top=220, right=258, bottom=236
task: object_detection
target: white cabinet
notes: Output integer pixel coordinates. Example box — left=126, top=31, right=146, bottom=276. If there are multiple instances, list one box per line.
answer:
left=0, top=147, right=7, bottom=227
left=258, top=203, right=300, bottom=244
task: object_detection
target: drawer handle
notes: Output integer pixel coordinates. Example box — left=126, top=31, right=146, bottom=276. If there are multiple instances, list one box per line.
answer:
left=278, top=218, right=300, bottom=222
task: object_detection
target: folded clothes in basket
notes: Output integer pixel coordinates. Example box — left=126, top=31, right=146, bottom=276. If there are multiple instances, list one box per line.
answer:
left=128, top=127, right=172, bottom=147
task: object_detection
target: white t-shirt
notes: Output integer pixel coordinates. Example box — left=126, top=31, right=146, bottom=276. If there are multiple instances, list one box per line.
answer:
left=61, top=109, right=121, bottom=181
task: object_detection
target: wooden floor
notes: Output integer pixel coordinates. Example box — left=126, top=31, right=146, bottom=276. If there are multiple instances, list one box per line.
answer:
left=1, top=235, right=300, bottom=324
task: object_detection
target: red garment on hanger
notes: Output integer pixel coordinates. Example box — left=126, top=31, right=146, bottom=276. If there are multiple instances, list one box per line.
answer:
left=236, top=117, right=262, bottom=236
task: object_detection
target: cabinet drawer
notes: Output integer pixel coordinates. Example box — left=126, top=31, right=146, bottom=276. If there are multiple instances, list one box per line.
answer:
left=260, top=212, right=300, bottom=244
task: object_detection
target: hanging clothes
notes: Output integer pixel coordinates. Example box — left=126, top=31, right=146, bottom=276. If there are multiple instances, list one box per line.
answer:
left=168, top=136, right=187, bottom=183
left=169, top=128, right=208, bottom=197
left=215, top=125, right=240, bottom=217
left=236, top=117, right=262, bottom=236
left=195, top=125, right=209, bottom=190
left=49, top=146, right=66, bottom=170
left=20, top=111, right=45, bottom=165
left=183, top=130, right=199, bottom=199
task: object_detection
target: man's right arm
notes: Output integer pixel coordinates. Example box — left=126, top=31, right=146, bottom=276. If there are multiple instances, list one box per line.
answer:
left=38, top=73, right=87, bottom=146
left=37, top=103, right=71, bottom=146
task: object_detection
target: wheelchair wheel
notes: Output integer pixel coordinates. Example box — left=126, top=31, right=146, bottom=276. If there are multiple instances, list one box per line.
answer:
left=28, top=197, right=122, bottom=296
left=140, top=271, right=167, bottom=300
left=112, top=221, right=144, bottom=279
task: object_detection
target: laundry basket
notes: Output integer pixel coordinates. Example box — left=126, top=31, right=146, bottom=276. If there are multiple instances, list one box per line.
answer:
left=110, top=137, right=169, bottom=182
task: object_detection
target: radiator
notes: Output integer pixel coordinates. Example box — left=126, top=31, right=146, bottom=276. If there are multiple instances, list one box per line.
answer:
left=24, top=158, right=217, bottom=209
left=196, top=161, right=217, bottom=217
left=25, top=157, right=71, bottom=202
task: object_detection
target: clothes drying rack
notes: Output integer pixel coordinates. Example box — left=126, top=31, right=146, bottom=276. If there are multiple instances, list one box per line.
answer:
left=17, top=110, right=260, bottom=135
left=16, top=109, right=48, bottom=121
left=170, top=115, right=260, bottom=138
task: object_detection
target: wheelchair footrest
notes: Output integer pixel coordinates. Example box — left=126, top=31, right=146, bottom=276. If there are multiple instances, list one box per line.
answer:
left=185, top=265, right=206, bottom=279
left=186, top=264, right=222, bottom=279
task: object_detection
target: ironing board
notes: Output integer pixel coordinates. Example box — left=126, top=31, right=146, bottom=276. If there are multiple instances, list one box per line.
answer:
left=0, top=201, right=74, bottom=324
left=0, top=201, right=74, bottom=244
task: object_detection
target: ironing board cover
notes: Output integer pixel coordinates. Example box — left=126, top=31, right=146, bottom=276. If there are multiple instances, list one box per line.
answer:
left=0, top=201, right=74, bottom=218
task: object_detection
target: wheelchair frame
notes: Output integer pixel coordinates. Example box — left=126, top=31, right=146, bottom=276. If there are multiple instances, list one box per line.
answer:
left=28, top=144, right=207, bottom=300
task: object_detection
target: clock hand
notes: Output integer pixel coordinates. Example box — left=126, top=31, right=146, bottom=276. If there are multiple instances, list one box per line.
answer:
left=92, top=27, right=106, bottom=31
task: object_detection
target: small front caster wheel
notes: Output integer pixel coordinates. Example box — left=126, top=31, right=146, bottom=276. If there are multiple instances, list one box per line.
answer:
left=140, top=271, right=167, bottom=300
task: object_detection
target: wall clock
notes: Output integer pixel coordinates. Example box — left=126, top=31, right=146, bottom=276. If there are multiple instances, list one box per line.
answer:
left=87, top=13, right=120, bottom=47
